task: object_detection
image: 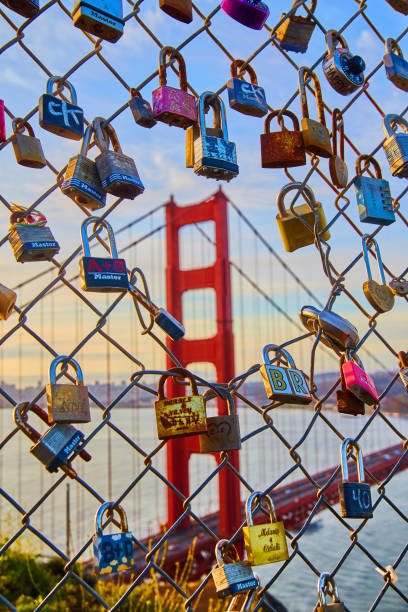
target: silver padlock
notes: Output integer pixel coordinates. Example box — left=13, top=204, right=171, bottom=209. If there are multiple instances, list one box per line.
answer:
left=227, top=574, right=260, bottom=611
left=211, top=539, right=258, bottom=599
left=323, top=30, right=365, bottom=96
left=299, top=306, right=359, bottom=351
left=383, top=113, right=408, bottom=178
left=383, top=38, right=408, bottom=91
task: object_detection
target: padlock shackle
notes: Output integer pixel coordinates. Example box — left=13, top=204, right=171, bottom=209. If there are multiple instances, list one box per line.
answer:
left=290, top=0, right=316, bottom=14
left=49, top=355, right=84, bottom=386
left=79, top=125, right=94, bottom=157
left=276, top=182, right=317, bottom=220
left=46, top=76, right=78, bottom=105
left=80, top=216, right=119, bottom=259
left=298, top=67, right=326, bottom=126
left=130, top=88, right=142, bottom=99
left=355, top=154, right=382, bottom=179
left=202, top=387, right=236, bottom=416
left=325, top=29, right=349, bottom=54
left=345, top=349, right=364, bottom=371
left=198, top=92, right=228, bottom=140
left=92, top=118, right=123, bottom=154
left=398, top=350, right=408, bottom=368
left=157, top=367, right=199, bottom=400
left=230, top=59, right=258, bottom=85
left=383, top=113, right=408, bottom=137
left=215, top=538, right=240, bottom=566
left=95, top=501, right=129, bottom=536
left=12, top=118, right=35, bottom=137
left=262, top=343, right=295, bottom=368
left=245, top=491, right=277, bottom=526
left=14, top=402, right=43, bottom=443
left=385, top=38, right=403, bottom=58
left=340, top=438, right=365, bottom=483
left=331, top=108, right=344, bottom=160
left=362, top=234, right=386, bottom=285
left=317, top=572, right=340, bottom=606
left=263, top=110, right=300, bottom=134
left=158, top=46, right=188, bottom=91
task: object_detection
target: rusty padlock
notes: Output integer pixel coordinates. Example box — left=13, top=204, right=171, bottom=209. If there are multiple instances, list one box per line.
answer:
left=276, top=0, right=316, bottom=54
left=336, top=355, right=365, bottom=416
left=46, top=355, right=90, bottom=424
left=159, top=0, right=192, bottom=23
left=260, top=110, right=305, bottom=168
left=12, top=118, right=46, bottom=169
left=329, top=109, right=348, bottom=188
left=199, top=388, right=241, bottom=453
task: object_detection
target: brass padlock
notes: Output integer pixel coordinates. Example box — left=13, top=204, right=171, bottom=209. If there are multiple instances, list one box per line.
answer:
left=260, top=110, right=306, bottom=168
left=276, top=0, right=316, bottom=54
left=61, top=125, right=106, bottom=211
left=362, top=235, right=394, bottom=313
left=336, top=355, right=365, bottom=416
left=12, top=118, right=46, bottom=169
left=276, top=182, right=330, bottom=252
left=8, top=206, right=60, bottom=263
left=323, top=30, right=365, bottom=96
left=329, top=109, right=348, bottom=188
left=243, top=491, right=289, bottom=566
left=93, top=117, right=144, bottom=200
left=316, top=573, right=346, bottom=611
left=382, top=113, right=408, bottom=178
left=260, top=344, right=312, bottom=404
left=199, top=388, right=241, bottom=453
left=154, top=367, right=207, bottom=440
left=298, top=67, right=331, bottom=157
left=46, top=355, right=90, bottom=424
left=0, top=283, right=16, bottom=320
left=159, top=0, right=192, bottom=23
left=211, top=539, right=257, bottom=598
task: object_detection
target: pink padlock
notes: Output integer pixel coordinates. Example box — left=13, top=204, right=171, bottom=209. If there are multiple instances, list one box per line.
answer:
left=342, top=354, right=379, bottom=405
left=152, top=46, right=197, bottom=129
left=0, top=100, right=5, bottom=143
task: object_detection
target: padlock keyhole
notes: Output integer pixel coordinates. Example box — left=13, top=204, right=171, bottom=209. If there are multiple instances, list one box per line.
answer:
left=348, top=55, right=365, bottom=75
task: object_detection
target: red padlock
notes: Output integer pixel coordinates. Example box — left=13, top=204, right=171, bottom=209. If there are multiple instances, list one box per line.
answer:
left=342, top=353, right=378, bottom=405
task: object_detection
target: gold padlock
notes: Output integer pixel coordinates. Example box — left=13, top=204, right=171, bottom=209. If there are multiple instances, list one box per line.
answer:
left=46, top=355, right=90, bottom=424
left=12, top=118, right=46, bottom=169
left=276, top=182, right=330, bottom=252
left=298, top=67, right=332, bottom=158
left=0, top=283, right=16, bottom=320
left=362, top=235, right=395, bottom=313
left=154, top=367, right=207, bottom=440
left=243, top=491, right=289, bottom=566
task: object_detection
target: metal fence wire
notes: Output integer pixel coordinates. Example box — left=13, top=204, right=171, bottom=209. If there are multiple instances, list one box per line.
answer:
left=0, top=0, right=408, bottom=610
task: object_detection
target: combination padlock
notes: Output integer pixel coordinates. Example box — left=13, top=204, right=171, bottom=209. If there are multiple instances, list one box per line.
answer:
left=398, top=351, right=408, bottom=392
left=220, top=0, right=269, bottom=30
left=159, top=0, right=192, bottom=23
left=341, top=352, right=378, bottom=406
left=243, top=491, right=289, bottom=566
left=329, top=109, right=348, bottom=189
left=299, top=306, right=359, bottom=352
left=362, top=235, right=395, bottom=313
left=298, top=67, right=332, bottom=157
left=129, top=89, right=156, bottom=128
left=276, top=0, right=316, bottom=54
left=0, top=0, right=38, bottom=18
left=93, top=502, right=134, bottom=575
left=8, top=206, right=60, bottom=263
left=154, top=367, right=207, bottom=439
left=199, top=388, right=241, bottom=453
left=46, top=355, right=90, bottom=424
left=211, top=539, right=258, bottom=598
left=354, top=155, right=394, bottom=226
left=260, top=344, right=312, bottom=404
left=11, top=118, right=46, bottom=169
left=227, top=59, right=268, bottom=117
left=39, top=76, right=84, bottom=140
left=72, top=0, right=123, bottom=42
left=338, top=438, right=373, bottom=519
left=316, top=573, right=346, bottom=611
left=323, top=30, right=365, bottom=95
left=336, top=355, right=365, bottom=416
left=79, top=217, right=129, bottom=292
left=260, top=110, right=306, bottom=168
left=0, top=283, right=16, bottom=320
left=61, top=124, right=106, bottom=210
left=382, top=113, right=408, bottom=178
left=383, top=38, right=408, bottom=91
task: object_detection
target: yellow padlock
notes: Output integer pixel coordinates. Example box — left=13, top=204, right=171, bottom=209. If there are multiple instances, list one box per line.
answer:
left=243, top=491, right=289, bottom=566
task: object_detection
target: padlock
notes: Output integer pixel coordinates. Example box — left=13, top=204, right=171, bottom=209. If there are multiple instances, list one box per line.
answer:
left=0, top=283, right=16, bottom=320
left=275, top=0, right=316, bottom=53
left=329, top=109, right=348, bottom=188
left=152, top=47, right=197, bottom=128
left=191, top=92, right=239, bottom=181
left=341, top=352, right=378, bottom=406
left=386, top=0, right=408, bottom=14
left=186, top=94, right=224, bottom=168
left=211, top=539, right=258, bottom=598
left=128, top=281, right=185, bottom=341
left=354, top=155, right=394, bottom=226
left=243, top=491, right=288, bottom=566
left=323, top=30, right=365, bottom=96
left=398, top=351, right=408, bottom=391
left=336, top=355, right=365, bottom=416
left=0, top=100, right=5, bottom=142
left=93, top=502, right=134, bottom=575
left=46, top=355, right=90, bottom=424
left=316, top=573, right=346, bottom=611
left=362, top=235, right=395, bottom=313
left=72, top=0, right=123, bottom=42
left=338, top=438, right=373, bottom=519
left=8, top=206, right=60, bottom=263
left=39, top=77, right=84, bottom=140
left=14, top=402, right=91, bottom=473
left=199, top=388, right=241, bottom=452
left=227, top=579, right=259, bottom=612
left=0, top=0, right=38, bottom=17
left=60, top=125, right=106, bottom=210
left=11, top=117, right=46, bottom=169
left=299, top=306, right=359, bottom=352
left=389, top=277, right=408, bottom=295
left=154, top=367, right=207, bottom=439
left=260, top=344, right=312, bottom=404
left=227, top=59, right=268, bottom=117
left=79, top=216, right=129, bottom=292
left=220, top=0, right=269, bottom=30
left=159, top=0, right=192, bottom=23
left=93, top=117, right=144, bottom=200
left=260, top=110, right=306, bottom=168
left=383, top=113, right=408, bottom=178
left=383, top=38, right=408, bottom=92
left=276, top=182, right=330, bottom=252
left=298, top=67, right=332, bottom=157
left=129, top=89, right=156, bottom=128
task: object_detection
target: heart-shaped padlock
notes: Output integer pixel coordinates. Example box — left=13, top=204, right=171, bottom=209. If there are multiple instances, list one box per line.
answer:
left=362, top=235, right=395, bottom=313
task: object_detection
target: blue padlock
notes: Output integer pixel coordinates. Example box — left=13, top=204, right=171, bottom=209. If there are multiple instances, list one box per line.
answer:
left=354, top=154, right=395, bottom=226
left=227, top=60, right=268, bottom=118
left=93, top=502, right=134, bottom=575
left=383, top=38, right=408, bottom=92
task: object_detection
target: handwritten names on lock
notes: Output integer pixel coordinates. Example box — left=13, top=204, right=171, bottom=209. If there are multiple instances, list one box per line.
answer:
left=258, top=527, right=283, bottom=553
left=39, top=94, right=84, bottom=139
left=80, top=256, right=129, bottom=291
left=155, top=395, right=207, bottom=439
